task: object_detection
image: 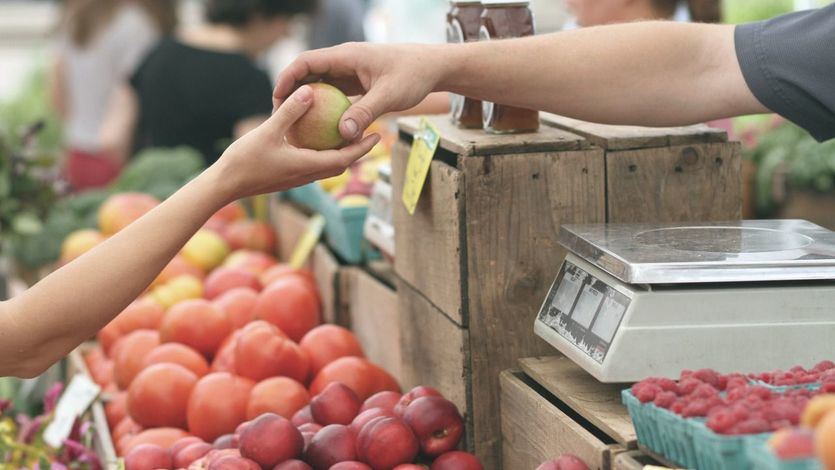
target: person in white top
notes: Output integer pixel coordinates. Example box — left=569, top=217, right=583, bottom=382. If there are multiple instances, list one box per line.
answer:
left=564, top=0, right=719, bottom=27
left=50, top=0, right=176, bottom=190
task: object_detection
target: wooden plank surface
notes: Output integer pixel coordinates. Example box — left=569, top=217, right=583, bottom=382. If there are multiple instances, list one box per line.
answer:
left=606, top=142, right=742, bottom=223
left=520, top=356, right=637, bottom=446
left=396, top=278, right=470, bottom=443
left=270, top=198, right=311, bottom=264
left=460, top=148, right=606, bottom=466
left=311, top=243, right=342, bottom=325
left=541, top=113, right=727, bottom=150
left=346, top=267, right=402, bottom=383
left=392, top=142, right=466, bottom=326
left=613, top=450, right=673, bottom=470
left=398, top=115, right=588, bottom=157
left=501, top=370, right=613, bottom=470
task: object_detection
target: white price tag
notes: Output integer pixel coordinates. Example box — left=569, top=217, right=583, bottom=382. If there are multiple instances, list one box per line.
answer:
left=43, top=374, right=100, bottom=448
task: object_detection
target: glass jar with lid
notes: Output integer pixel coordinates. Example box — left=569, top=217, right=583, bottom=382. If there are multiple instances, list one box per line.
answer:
left=479, top=0, right=539, bottom=134
left=447, top=1, right=484, bottom=129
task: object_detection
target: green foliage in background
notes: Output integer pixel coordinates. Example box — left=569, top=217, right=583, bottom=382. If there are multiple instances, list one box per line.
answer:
left=9, top=147, right=204, bottom=269
left=723, top=0, right=835, bottom=24
left=746, top=122, right=835, bottom=215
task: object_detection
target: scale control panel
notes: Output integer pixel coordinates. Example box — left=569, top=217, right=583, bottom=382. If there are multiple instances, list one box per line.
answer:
left=537, top=259, right=632, bottom=363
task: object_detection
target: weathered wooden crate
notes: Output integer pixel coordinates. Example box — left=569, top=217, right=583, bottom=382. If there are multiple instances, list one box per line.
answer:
left=343, top=265, right=402, bottom=384
left=270, top=197, right=349, bottom=325
left=500, top=356, right=637, bottom=469
left=391, top=115, right=741, bottom=467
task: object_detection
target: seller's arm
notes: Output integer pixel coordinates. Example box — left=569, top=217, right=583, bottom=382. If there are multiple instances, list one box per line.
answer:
left=0, top=86, right=380, bottom=378
left=275, top=6, right=835, bottom=142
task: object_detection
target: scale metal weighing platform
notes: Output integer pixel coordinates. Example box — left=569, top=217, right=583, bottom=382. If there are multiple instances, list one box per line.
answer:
left=534, top=219, right=835, bottom=383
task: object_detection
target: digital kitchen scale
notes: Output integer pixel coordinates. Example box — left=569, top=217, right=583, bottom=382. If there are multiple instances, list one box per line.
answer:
left=534, top=220, right=835, bottom=383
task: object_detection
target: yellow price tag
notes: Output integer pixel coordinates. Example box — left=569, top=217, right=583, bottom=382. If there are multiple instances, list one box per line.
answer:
left=289, top=214, right=325, bottom=269
left=402, top=118, right=441, bottom=215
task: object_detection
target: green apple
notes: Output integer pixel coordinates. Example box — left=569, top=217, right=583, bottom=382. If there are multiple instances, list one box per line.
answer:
left=288, top=83, right=351, bottom=150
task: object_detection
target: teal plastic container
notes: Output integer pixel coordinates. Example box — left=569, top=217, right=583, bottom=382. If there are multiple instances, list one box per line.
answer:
left=623, top=390, right=697, bottom=467
left=284, top=184, right=379, bottom=264
left=746, top=436, right=821, bottom=470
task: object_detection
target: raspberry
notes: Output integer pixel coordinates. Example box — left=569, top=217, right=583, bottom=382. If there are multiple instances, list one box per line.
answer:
left=770, top=419, right=792, bottom=431
left=655, top=378, right=678, bottom=393
left=653, top=391, right=677, bottom=409
left=727, top=386, right=751, bottom=402
left=682, top=399, right=711, bottom=417
left=821, top=383, right=835, bottom=393
left=670, top=400, right=687, bottom=415
left=790, top=365, right=807, bottom=374
left=814, top=360, right=835, bottom=372
left=707, top=409, right=737, bottom=433
left=692, top=384, right=720, bottom=399
left=634, top=383, right=662, bottom=403
left=679, top=369, right=694, bottom=381
left=735, top=418, right=770, bottom=435
left=725, top=377, right=748, bottom=391
left=693, top=369, right=721, bottom=388
left=821, top=369, right=835, bottom=383
left=749, top=387, right=773, bottom=401
left=678, top=378, right=703, bottom=396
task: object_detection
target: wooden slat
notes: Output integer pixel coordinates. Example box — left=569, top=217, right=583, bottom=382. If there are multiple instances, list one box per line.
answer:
left=501, top=370, right=613, bottom=470
left=311, top=243, right=342, bottom=325
left=396, top=279, right=470, bottom=440
left=69, top=346, right=118, bottom=470
left=606, top=143, right=742, bottom=223
left=519, top=356, right=637, bottom=446
left=398, top=115, right=588, bottom=157
left=346, top=267, right=402, bottom=383
left=270, top=198, right=312, bottom=264
left=460, top=147, right=606, bottom=466
left=392, top=143, right=466, bottom=326
left=613, top=450, right=674, bottom=470
left=541, top=113, right=727, bottom=150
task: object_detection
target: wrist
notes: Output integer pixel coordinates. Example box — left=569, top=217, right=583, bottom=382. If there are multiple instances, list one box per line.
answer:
left=434, top=42, right=473, bottom=93
left=194, top=162, right=237, bottom=211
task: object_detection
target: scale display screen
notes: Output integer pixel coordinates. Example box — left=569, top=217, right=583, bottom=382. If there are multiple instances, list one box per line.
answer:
left=537, top=260, right=631, bottom=363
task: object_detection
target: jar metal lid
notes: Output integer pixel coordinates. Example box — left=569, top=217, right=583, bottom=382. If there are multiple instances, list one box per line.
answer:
left=481, top=0, right=529, bottom=5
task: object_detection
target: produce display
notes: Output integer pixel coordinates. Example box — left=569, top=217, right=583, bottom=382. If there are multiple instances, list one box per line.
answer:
left=625, top=363, right=835, bottom=469
left=72, top=194, right=481, bottom=470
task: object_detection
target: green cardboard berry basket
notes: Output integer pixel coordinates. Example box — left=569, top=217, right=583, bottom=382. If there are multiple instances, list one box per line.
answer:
left=284, top=184, right=380, bottom=264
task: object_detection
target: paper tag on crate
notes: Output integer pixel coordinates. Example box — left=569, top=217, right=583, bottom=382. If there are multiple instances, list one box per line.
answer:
left=402, top=118, right=441, bottom=215
left=289, top=214, right=326, bottom=269
left=43, top=374, right=100, bottom=448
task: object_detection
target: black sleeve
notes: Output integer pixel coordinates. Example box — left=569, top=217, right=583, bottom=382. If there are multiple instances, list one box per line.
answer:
left=735, top=5, right=835, bottom=142
left=232, top=68, right=274, bottom=122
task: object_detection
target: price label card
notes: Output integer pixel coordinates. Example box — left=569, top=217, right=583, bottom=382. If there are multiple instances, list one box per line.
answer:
left=402, top=118, right=441, bottom=215
left=289, top=214, right=325, bottom=269
left=573, top=284, right=603, bottom=329
left=43, top=374, right=100, bottom=448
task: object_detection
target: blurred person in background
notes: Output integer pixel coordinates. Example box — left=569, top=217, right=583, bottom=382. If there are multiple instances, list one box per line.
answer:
left=51, top=0, right=176, bottom=190
left=308, top=0, right=366, bottom=49
left=102, top=0, right=314, bottom=167
left=566, top=0, right=720, bottom=28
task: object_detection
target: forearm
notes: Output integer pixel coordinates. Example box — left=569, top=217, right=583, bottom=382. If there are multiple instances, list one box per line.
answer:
left=440, top=22, right=766, bottom=126
left=0, top=166, right=232, bottom=377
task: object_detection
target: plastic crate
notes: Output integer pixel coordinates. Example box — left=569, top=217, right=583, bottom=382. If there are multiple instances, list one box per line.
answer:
left=690, top=421, right=769, bottom=470
left=746, top=436, right=821, bottom=470
left=623, top=390, right=697, bottom=467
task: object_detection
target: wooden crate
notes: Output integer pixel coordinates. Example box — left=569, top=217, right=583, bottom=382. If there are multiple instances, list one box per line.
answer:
left=391, top=115, right=740, bottom=467
left=68, top=344, right=118, bottom=470
left=500, top=357, right=666, bottom=470
left=270, top=197, right=349, bottom=325
left=343, top=265, right=402, bottom=383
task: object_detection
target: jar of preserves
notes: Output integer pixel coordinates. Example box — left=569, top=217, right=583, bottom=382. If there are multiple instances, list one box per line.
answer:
left=479, top=0, right=539, bottom=133
left=447, top=1, right=484, bottom=129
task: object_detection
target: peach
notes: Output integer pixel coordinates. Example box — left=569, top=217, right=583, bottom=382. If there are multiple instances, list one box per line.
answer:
left=114, top=298, right=166, bottom=334
left=160, top=299, right=231, bottom=359
left=150, top=275, right=204, bottom=309
left=392, top=466, right=426, bottom=470
left=182, top=229, right=230, bottom=271
left=330, top=463, right=371, bottom=470
left=310, top=382, right=361, bottom=426
left=223, top=220, right=277, bottom=254
left=247, top=376, right=310, bottom=420
left=114, top=330, right=161, bottom=389
left=768, top=428, right=814, bottom=460
left=431, top=452, right=482, bottom=470
left=204, top=267, right=261, bottom=300
left=253, top=276, right=321, bottom=342
left=209, top=455, right=261, bottom=470
left=801, top=395, right=835, bottom=428
left=305, top=424, right=357, bottom=470
left=298, top=423, right=322, bottom=434
left=402, top=397, right=463, bottom=457
left=60, top=229, right=105, bottom=264
left=239, top=413, right=304, bottom=468
left=292, top=405, right=315, bottom=427
left=205, top=201, right=247, bottom=232
left=361, top=391, right=402, bottom=414
left=143, top=343, right=211, bottom=378
left=214, top=288, right=259, bottom=330
left=350, top=408, right=395, bottom=436
left=273, top=460, right=313, bottom=470
left=300, top=325, right=365, bottom=376
left=234, top=321, right=309, bottom=383
left=287, top=83, right=351, bottom=151
left=174, top=442, right=213, bottom=468
left=98, top=193, right=159, bottom=235
left=356, top=417, right=418, bottom=469
left=815, top=411, right=835, bottom=468
left=124, top=443, right=172, bottom=470
left=171, top=437, right=204, bottom=456
left=127, top=363, right=198, bottom=428
left=213, top=434, right=238, bottom=450
left=152, top=255, right=205, bottom=289
left=260, top=266, right=317, bottom=295
left=224, top=250, right=278, bottom=275
left=394, top=387, right=442, bottom=418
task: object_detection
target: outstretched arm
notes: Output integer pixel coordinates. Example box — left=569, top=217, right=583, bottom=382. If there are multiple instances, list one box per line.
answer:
left=274, top=22, right=767, bottom=140
left=0, top=85, right=380, bottom=378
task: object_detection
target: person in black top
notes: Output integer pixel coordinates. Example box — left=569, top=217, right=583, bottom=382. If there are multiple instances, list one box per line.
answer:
left=102, top=0, right=315, bottom=166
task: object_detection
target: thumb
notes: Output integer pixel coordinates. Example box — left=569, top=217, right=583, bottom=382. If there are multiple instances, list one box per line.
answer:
left=267, top=85, right=314, bottom=133
left=339, top=86, right=391, bottom=141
